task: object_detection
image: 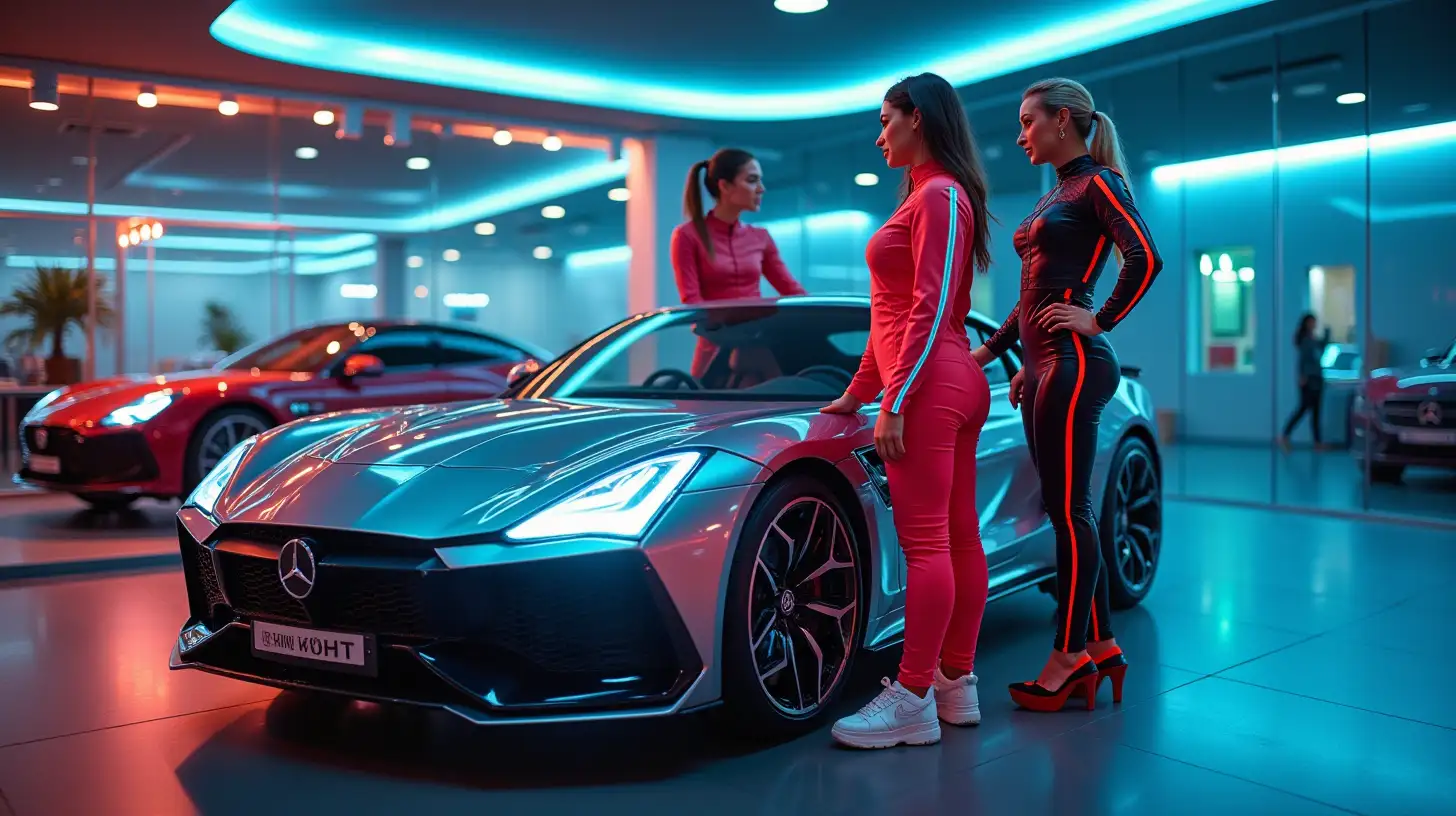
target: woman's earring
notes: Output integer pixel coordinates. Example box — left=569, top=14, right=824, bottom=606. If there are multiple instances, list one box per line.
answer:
left=1059, top=129, right=1066, bottom=139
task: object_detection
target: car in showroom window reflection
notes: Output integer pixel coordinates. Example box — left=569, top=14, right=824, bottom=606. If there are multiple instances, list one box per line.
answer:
left=1352, top=333, right=1456, bottom=482
left=16, top=321, right=550, bottom=511
left=168, top=295, right=1165, bottom=738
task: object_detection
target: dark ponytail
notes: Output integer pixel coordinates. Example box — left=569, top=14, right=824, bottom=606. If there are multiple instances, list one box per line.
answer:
left=682, top=148, right=756, bottom=258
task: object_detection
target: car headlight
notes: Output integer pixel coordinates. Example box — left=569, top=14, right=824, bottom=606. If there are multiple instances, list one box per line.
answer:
left=185, top=435, right=256, bottom=518
left=505, top=451, right=702, bottom=542
left=102, top=391, right=174, bottom=426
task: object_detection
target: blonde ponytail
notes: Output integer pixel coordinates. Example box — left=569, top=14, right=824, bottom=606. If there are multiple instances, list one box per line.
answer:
left=1087, top=110, right=1131, bottom=196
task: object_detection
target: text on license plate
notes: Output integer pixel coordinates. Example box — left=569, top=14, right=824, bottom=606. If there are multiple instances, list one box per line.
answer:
left=1398, top=429, right=1456, bottom=446
left=27, top=454, right=61, bottom=475
left=251, top=620, right=366, bottom=667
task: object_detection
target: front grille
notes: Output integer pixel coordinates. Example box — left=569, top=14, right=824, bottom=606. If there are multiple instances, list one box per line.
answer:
left=21, top=425, right=159, bottom=484
left=1381, top=398, right=1455, bottom=429
left=204, top=531, right=686, bottom=676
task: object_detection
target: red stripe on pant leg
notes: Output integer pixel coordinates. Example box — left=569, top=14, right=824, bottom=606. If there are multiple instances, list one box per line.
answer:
left=1091, top=606, right=1100, bottom=642
left=1061, top=334, right=1086, bottom=652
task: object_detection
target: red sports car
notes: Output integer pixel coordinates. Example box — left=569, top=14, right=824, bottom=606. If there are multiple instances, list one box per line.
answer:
left=1352, top=333, right=1456, bottom=482
left=16, top=320, right=550, bottom=510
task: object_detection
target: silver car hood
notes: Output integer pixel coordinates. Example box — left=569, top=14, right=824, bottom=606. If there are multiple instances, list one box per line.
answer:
left=211, top=398, right=803, bottom=538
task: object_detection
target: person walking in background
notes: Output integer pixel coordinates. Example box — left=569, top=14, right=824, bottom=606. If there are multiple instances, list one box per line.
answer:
left=974, top=77, right=1163, bottom=713
left=1280, top=313, right=1332, bottom=451
left=671, top=148, right=806, bottom=379
left=822, top=72, right=995, bottom=749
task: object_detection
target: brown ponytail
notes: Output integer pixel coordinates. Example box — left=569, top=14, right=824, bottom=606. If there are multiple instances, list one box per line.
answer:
left=682, top=148, right=756, bottom=259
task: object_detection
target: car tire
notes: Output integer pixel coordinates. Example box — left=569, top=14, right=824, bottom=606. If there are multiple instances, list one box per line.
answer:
left=1099, top=435, right=1162, bottom=610
left=716, top=474, right=864, bottom=740
left=1370, top=463, right=1404, bottom=483
left=78, top=492, right=138, bottom=512
left=182, top=406, right=272, bottom=496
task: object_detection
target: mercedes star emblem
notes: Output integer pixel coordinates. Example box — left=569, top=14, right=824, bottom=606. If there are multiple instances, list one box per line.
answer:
left=1417, top=400, right=1443, bottom=427
left=277, top=538, right=317, bottom=600
left=34, top=428, right=47, bottom=450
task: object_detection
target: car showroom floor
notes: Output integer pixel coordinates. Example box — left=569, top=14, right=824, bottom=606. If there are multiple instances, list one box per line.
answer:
left=1, top=495, right=1454, bottom=816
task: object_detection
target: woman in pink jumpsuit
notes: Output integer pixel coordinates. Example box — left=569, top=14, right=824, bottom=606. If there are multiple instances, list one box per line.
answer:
left=670, top=148, right=806, bottom=378
left=822, top=73, right=995, bottom=749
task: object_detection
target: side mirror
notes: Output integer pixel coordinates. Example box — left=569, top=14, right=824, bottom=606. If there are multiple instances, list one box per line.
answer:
left=341, top=353, right=385, bottom=379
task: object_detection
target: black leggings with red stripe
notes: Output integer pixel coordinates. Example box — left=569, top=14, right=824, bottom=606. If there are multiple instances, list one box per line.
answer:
left=1020, top=308, right=1121, bottom=653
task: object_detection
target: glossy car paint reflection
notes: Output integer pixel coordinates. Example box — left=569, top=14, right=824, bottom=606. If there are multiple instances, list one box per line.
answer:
left=169, top=296, right=1162, bottom=728
left=1352, top=335, right=1456, bottom=480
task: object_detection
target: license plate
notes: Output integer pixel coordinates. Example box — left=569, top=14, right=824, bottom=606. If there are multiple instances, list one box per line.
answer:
left=1398, top=429, right=1456, bottom=446
left=27, top=454, right=60, bottom=475
left=250, top=620, right=376, bottom=676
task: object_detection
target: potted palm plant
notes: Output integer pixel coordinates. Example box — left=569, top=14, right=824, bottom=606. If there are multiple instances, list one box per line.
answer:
left=200, top=300, right=250, bottom=355
left=0, top=264, right=113, bottom=385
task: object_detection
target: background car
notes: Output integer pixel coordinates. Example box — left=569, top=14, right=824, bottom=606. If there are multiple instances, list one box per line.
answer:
left=1352, top=333, right=1456, bottom=482
left=167, top=295, right=1163, bottom=737
left=16, top=320, right=551, bottom=510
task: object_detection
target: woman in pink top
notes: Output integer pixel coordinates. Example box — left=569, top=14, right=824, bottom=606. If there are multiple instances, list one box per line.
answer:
left=822, top=72, right=995, bottom=749
left=671, top=148, right=806, bottom=377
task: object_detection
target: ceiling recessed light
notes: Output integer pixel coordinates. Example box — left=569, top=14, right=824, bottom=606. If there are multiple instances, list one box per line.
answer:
left=218, top=95, right=240, bottom=116
left=493, top=130, right=513, bottom=146
left=532, top=246, right=553, bottom=260
left=442, top=248, right=460, bottom=262
left=474, top=221, right=496, bottom=236
left=1336, top=92, right=1367, bottom=105
left=294, top=146, right=319, bottom=160
left=541, top=205, right=565, bottom=219
left=414, top=285, right=428, bottom=298
left=407, top=255, right=424, bottom=268
left=774, top=0, right=828, bottom=12
left=29, top=100, right=59, bottom=111
left=542, top=135, right=563, bottom=151
left=443, top=293, right=490, bottom=308
left=313, top=109, right=335, bottom=126
left=137, top=85, right=158, bottom=108
left=853, top=172, right=879, bottom=186
left=608, top=187, right=630, bottom=202
left=406, top=156, right=431, bottom=170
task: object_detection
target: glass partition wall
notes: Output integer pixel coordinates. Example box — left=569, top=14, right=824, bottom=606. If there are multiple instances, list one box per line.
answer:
left=762, top=0, right=1452, bottom=525
left=2, top=0, right=1452, bottom=523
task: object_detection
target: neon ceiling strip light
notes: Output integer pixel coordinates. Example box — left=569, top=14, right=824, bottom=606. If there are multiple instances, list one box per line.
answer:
left=1150, top=120, right=1456, bottom=186
left=154, top=232, right=377, bottom=254
left=127, top=173, right=427, bottom=206
left=0, top=158, right=626, bottom=234
left=210, top=0, right=1273, bottom=121
left=5, top=248, right=377, bottom=276
left=565, top=210, right=875, bottom=270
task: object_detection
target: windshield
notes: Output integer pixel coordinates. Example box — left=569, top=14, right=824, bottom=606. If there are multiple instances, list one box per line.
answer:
left=216, top=325, right=362, bottom=372
left=511, top=304, right=875, bottom=401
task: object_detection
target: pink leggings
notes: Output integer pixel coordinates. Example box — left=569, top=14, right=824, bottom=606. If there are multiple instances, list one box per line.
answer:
left=883, top=349, right=991, bottom=688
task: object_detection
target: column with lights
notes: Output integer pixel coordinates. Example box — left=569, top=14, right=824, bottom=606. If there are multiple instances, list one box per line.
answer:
left=116, top=218, right=164, bottom=375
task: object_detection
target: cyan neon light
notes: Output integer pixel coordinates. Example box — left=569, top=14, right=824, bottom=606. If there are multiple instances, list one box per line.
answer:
left=0, top=158, right=627, bottom=233
left=210, top=0, right=1273, bottom=121
left=1150, top=120, right=1456, bottom=186
left=128, top=173, right=427, bottom=206
left=6, top=248, right=377, bottom=276
left=564, top=210, right=875, bottom=271
left=1327, top=197, right=1456, bottom=223
left=154, top=232, right=376, bottom=254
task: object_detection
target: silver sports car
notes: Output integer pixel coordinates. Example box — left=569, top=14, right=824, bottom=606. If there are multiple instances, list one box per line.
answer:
left=169, top=295, right=1163, bottom=736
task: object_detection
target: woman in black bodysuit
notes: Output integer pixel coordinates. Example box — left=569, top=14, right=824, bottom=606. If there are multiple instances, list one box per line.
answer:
left=973, top=77, right=1163, bottom=712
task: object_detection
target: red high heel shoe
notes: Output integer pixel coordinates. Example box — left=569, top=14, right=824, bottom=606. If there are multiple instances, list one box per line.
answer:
left=1008, top=657, right=1100, bottom=712
left=1093, top=649, right=1129, bottom=704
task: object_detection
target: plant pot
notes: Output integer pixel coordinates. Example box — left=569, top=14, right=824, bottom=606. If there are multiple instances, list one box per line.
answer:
left=45, top=356, right=82, bottom=385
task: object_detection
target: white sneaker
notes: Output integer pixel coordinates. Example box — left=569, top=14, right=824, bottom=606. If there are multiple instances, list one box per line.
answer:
left=831, top=678, right=941, bottom=749
left=933, top=666, right=981, bottom=726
